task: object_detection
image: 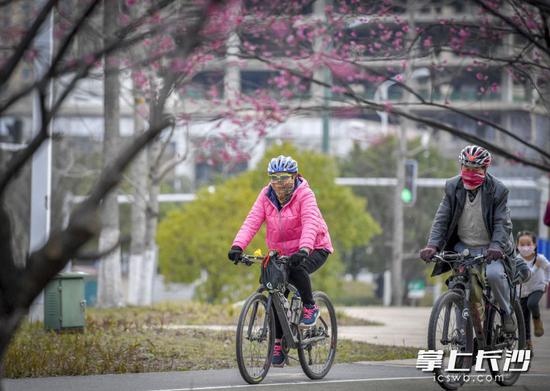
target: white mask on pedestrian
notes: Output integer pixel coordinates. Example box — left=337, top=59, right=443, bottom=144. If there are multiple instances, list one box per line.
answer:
left=518, top=245, right=535, bottom=257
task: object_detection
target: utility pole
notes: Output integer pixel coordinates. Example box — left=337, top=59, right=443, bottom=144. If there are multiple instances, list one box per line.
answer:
left=315, top=0, right=330, bottom=154
left=322, top=67, right=330, bottom=154
left=391, top=2, right=416, bottom=306
left=391, top=119, right=407, bottom=306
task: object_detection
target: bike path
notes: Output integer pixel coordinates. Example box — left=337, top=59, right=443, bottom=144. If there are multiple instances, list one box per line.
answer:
left=340, top=306, right=550, bottom=374
left=5, top=360, right=549, bottom=391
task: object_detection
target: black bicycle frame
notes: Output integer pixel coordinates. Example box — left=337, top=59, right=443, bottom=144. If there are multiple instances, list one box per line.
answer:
left=447, top=267, right=517, bottom=352
left=255, top=285, right=301, bottom=349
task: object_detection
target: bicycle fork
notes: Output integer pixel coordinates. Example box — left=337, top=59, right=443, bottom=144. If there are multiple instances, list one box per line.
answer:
left=245, top=295, right=273, bottom=342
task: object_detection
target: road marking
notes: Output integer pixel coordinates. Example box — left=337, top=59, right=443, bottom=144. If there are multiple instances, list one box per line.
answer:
left=150, top=376, right=431, bottom=391
left=150, top=373, right=550, bottom=391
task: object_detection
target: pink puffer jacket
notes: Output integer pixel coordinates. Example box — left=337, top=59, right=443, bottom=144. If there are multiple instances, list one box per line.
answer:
left=232, top=178, right=333, bottom=256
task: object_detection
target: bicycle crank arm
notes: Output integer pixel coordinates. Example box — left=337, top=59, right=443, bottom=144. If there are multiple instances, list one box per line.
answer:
left=300, top=335, right=328, bottom=346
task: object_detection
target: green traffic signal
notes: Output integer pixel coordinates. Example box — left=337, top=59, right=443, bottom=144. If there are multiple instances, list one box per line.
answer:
left=401, top=188, right=413, bottom=203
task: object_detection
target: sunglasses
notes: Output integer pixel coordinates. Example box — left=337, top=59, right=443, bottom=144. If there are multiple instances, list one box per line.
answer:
left=269, top=174, right=293, bottom=182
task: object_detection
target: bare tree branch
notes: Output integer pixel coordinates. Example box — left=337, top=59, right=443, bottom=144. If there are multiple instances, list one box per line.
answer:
left=74, top=236, right=130, bottom=261
left=0, top=0, right=178, bottom=116
left=473, top=0, right=550, bottom=57
left=0, top=0, right=58, bottom=88
left=0, top=88, right=48, bottom=194
left=153, top=123, right=191, bottom=184
left=241, top=51, right=550, bottom=166
left=153, top=121, right=176, bottom=171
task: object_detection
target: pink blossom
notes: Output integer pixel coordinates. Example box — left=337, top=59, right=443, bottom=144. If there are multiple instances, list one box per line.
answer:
left=331, top=86, right=347, bottom=94
left=271, top=19, right=289, bottom=38
left=159, top=36, right=175, bottom=51
left=207, top=85, right=219, bottom=99
left=423, top=37, right=433, bottom=48
left=328, top=61, right=358, bottom=80
left=526, top=18, right=538, bottom=30
left=281, top=89, right=294, bottom=98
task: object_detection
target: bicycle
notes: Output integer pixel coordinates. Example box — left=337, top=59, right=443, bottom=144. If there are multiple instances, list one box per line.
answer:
left=426, top=250, right=526, bottom=390
left=234, top=251, right=337, bottom=384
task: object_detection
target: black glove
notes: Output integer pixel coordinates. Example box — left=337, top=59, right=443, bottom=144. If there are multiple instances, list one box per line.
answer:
left=486, top=247, right=503, bottom=263
left=289, top=249, right=309, bottom=267
left=228, top=246, right=243, bottom=264
left=420, top=245, right=437, bottom=262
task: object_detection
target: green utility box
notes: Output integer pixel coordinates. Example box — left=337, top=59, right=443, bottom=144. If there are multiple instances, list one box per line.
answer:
left=44, top=272, right=87, bottom=331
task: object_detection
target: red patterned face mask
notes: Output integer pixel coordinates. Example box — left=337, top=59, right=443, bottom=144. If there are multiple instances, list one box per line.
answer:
left=461, top=168, right=485, bottom=189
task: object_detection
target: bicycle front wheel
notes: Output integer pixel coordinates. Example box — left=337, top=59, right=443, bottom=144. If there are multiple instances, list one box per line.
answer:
left=236, top=292, right=275, bottom=384
left=428, top=290, right=474, bottom=390
left=298, top=291, right=337, bottom=380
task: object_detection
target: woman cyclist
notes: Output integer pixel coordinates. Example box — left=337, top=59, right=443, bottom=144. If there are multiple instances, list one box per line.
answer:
left=228, top=155, right=333, bottom=367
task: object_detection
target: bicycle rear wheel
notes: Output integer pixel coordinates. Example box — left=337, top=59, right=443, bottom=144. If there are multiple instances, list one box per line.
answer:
left=487, top=298, right=526, bottom=386
left=428, top=290, right=474, bottom=390
left=236, top=292, right=275, bottom=384
left=298, top=291, right=337, bottom=380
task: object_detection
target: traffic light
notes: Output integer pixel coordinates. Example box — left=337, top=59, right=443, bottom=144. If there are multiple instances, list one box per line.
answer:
left=402, top=159, right=418, bottom=206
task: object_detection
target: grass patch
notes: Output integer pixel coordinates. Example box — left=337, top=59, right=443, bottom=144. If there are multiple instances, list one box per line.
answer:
left=4, top=320, right=416, bottom=378
left=332, top=280, right=382, bottom=306
left=87, top=301, right=241, bottom=327
left=3, top=302, right=400, bottom=378
left=336, top=310, right=383, bottom=326
left=87, top=301, right=375, bottom=327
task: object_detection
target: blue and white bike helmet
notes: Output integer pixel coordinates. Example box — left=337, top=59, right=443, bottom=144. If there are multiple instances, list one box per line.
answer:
left=267, top=155, right=298, bottom=174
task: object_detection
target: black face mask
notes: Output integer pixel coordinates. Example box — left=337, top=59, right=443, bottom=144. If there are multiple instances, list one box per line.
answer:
left=272, top=179, right=294, bottom=204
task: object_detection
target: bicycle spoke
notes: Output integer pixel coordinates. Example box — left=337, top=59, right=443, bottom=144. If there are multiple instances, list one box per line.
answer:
left=237, top=294, right=273, bottom=383
left=298, top=292, right=337, bottom=379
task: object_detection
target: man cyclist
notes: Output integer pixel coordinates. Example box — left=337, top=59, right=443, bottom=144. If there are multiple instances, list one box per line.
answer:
left=228, top=155, right=333, bottom=366
left=420, top=145, right=517, bottom=333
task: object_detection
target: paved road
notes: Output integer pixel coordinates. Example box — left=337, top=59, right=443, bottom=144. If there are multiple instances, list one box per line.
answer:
left=5, top=361, right=550, bottom=391
left=340, top=305, right=550, bottom=374
left=4, top=306, right=550, bottom=391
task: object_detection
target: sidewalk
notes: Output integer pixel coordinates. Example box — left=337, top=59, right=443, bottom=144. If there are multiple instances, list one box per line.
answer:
left=339, top=305, right=550, bottom=374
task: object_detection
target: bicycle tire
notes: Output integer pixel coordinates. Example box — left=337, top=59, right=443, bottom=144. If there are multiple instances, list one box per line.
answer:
left=487, top=298, right=526, bottom=386
left=236, top=292, right=275, bottom=384
left=428, top=290, right=474, bottom=390
left=298, top=291, right=337, bottom=380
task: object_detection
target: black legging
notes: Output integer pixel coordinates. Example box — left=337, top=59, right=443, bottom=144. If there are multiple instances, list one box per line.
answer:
left=274, top=249, right=329, bottom=339
left=520, top=290, right=544, bottom=340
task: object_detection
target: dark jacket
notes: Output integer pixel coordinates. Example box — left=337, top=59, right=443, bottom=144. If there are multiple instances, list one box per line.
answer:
left=428, top=173, right=514, bottom=276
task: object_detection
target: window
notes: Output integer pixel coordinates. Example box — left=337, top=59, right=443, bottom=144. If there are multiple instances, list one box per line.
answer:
left=183, top=71, right=224, bottom=100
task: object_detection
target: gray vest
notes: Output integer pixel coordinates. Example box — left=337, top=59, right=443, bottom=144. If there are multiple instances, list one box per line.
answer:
left=457, top=191, right=491, bottom=247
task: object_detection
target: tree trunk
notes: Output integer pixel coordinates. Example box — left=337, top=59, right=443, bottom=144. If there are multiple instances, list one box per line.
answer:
left=127, top=91, right=148, bottom=306
left=141, top=163, right=160, bottom=306
left=97, top=0, right=123, bottom=308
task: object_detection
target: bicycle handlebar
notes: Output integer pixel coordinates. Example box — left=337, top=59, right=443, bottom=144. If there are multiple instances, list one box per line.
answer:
left=238, top=253, right=290, bottom=266
left=429, top=250, right=486, bottom=267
